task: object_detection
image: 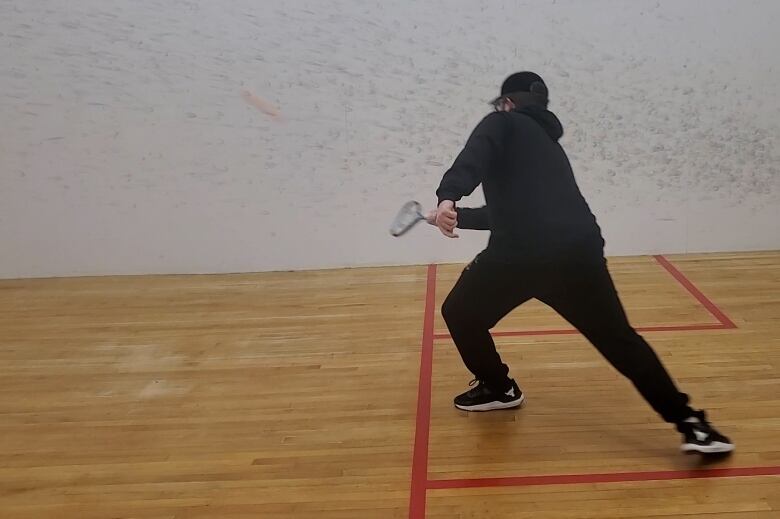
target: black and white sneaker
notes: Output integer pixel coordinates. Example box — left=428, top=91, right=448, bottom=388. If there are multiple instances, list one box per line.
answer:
left=454, top=379, right=525, bottom=412
left=677, top=410, right=734, bottom=454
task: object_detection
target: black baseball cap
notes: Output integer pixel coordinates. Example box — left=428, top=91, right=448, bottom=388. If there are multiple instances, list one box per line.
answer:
left=491, top=71, right=548, bottom=105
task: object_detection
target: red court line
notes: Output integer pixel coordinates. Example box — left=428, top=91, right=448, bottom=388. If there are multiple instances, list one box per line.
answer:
left=432, top=323, right=728, bottom=340
left=653, top=255, right=737, bottom=328
left=433, top=328, right=579, bottom=340
left=427, top=465, right=780, bottom=489
left=408, top=264, right=437, bottom=519
left=432, top=255, right=736, bottom=340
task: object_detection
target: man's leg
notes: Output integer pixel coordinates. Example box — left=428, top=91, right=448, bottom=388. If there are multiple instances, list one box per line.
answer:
left=441, top=255, right=533, bottom=394
left=537, top=255, right=733, bottom=453
left=537, top=256, right=693, bottom=423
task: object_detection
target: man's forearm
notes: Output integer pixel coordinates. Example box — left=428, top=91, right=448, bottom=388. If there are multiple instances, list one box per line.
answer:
left=456, top=206, right=490, bottom=230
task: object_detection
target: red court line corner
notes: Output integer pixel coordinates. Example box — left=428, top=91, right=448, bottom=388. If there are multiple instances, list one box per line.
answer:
left=653, top=255, right=737, bottom=329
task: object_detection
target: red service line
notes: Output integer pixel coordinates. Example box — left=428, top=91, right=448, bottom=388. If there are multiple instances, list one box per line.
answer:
left=427, top=465, right=780, bottom=490
left=432, top=255, right=737, bottom=341
left=433, top=322, right=729, bottom=340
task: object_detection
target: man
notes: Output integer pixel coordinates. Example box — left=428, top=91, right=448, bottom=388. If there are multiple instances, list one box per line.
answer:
left=428, top=71, right=733, bottom=454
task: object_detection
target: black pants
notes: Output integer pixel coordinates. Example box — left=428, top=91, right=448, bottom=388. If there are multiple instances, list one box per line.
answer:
left=441, top=250, right=694, bottom=424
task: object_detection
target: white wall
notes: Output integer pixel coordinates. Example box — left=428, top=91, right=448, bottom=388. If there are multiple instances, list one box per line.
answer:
left=1, top=0, right=778, bottom=278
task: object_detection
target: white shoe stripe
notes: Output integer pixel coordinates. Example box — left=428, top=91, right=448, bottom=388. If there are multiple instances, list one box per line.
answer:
left=455, top=394, right=526, bottom=412
left=681, top=441, right=735, bottom=454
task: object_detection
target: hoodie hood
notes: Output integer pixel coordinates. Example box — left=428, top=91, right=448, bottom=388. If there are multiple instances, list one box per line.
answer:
left=516, top=104, right=564, bottom=141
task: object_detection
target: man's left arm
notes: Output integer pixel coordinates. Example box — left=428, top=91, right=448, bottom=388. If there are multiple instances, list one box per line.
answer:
left=456, top=206, right=490, bottom=230
left=435, top=111, right=510, bottom=205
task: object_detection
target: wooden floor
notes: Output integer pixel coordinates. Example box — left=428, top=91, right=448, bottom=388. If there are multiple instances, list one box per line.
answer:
left=0, top=251, right=778, bottom=518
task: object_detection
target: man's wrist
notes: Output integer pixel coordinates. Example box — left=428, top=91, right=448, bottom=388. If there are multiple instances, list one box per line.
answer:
left=437, top=194, right=458, bottom=206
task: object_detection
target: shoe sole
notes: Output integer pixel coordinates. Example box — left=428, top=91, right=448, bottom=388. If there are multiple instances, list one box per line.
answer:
left=454, top=394, right=526, bottom=412
left=681, top=441, right=735, bottom=454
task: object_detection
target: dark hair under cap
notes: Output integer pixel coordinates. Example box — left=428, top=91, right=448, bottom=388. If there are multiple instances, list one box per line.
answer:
left=491, top=71, right=549, bottom=107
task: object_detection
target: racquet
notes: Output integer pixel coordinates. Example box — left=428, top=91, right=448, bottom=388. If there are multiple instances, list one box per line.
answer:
left=390, top=200, right=427, bottom=237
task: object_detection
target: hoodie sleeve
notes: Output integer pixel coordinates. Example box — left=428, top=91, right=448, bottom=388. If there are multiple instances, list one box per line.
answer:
left=456, top=206, right=490, bottom=230
left=435, top=112, right=511, bottom=204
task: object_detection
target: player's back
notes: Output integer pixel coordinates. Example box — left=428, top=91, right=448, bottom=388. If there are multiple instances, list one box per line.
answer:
left=482, top=106, right=604, bottom=261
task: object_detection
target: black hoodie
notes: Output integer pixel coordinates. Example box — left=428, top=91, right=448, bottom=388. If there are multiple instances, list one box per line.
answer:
left=435, top=105, right=604, bottom=262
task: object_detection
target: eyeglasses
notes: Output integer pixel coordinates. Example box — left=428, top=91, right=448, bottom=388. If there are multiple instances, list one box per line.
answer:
left=491, top=97, right=511, bottom=112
